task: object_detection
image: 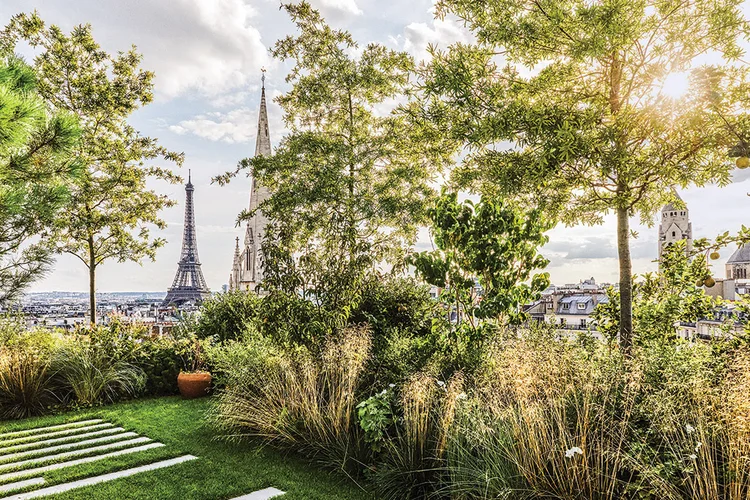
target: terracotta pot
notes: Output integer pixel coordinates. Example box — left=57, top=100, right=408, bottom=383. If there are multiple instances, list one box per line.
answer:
left=177, top=371, right=212, bottom=399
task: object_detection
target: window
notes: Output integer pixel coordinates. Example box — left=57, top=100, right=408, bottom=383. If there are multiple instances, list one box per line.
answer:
left=672, top=231, right=676, bottom=237
left=562, top=303, right=570, bottom=310
left=577, top=302, right=586, bottom=310
left=560, top=318, right=566, bottom=325
left=580, top=319, right=587, bottom=327
left=546, top=302, right=553, bottom=310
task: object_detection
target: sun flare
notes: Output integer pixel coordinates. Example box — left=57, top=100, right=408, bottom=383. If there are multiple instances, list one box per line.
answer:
left=661, top=71, right=691, bottom=100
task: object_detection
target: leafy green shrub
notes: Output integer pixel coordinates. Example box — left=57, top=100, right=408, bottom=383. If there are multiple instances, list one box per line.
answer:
left=196, top=290, right=261, bottom=342
left=136, top=336, right=182, bottom=396
left=356, top=388, right=394, bottom=453
left=81, top=320, right=181, bottom=396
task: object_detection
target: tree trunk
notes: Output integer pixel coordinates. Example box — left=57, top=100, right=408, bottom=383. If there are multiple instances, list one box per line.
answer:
left=616, top=206, right=633, bottom=354
left=88, top=236, right=97, bottom=326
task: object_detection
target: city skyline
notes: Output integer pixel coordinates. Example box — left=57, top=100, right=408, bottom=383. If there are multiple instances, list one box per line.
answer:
left=2, top=0, right=749, bottom=292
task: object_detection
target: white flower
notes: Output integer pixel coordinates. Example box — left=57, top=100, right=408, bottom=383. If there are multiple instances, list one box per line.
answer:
left=565, top=447, right=583, bottom=458
left=689, top=454, right=697, bottom=460
left=695, top=442, right=702, bottom=452
left=437, top=380, right=446, bottom=387
left=456, top=392, right=468, bottom=400
left=378, top=389, right=387, bottom=396
left=685, top=424, right=695, bottom=434
left=389, top=384, right=395, bottom=388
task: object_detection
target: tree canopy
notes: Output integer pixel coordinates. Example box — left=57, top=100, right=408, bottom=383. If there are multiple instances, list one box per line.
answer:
left=410, top=191, right=551, bottom=326
left=219, top=1, right=453, bottom=272
left=0, top=56, right=79, bottom=303
left=2, top=13, right=183, bottom=323
left=419, top=0, right=750, bottom=351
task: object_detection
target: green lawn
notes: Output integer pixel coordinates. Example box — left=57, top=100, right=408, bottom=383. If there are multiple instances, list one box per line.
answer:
left=0, top=397, right=371, bottom=499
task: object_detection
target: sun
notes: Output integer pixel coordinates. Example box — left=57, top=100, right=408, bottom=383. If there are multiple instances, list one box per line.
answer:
left=661, top=71, right=691, bottom=100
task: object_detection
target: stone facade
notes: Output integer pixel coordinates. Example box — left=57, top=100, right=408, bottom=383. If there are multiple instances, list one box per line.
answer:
left=229, top=73, right=272, bottom=292
left=658, top=192, right=693, bottom=265
left=725, top=243, right=750, bottom=281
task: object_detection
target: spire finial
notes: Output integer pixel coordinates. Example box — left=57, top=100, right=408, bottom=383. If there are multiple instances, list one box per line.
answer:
left=188, top=169, right=191, bottom=184
left=261, top=67, right=266, bottom=88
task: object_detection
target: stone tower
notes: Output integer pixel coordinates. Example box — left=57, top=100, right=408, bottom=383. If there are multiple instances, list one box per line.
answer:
left=658, top=191, right=693, bottom=264
left=725, top=243, right=750, bottom=280
left=163, top=170, right=211, bottom=306
left=229, top=71, right=272, bottom=292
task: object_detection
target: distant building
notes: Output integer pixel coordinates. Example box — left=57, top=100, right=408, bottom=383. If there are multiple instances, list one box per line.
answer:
left=658, top=192, right=692, bottom=265
left=526, top=277, right=611, bottom=334
left=229, top=71, right=273, bottom=293
left=726, top=243, right=750, bottom=281
left=676, top=303, right=747, bottom=341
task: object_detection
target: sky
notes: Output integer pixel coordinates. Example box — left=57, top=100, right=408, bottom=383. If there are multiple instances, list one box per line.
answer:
left=2, top=0, right=749, bottom=293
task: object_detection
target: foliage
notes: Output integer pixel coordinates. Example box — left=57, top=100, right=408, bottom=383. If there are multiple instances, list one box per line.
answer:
left=217, top=1, right=452, bottom=271
left=2, top=13, right=183, bottom=324
left=0, top=319, right=184, bottom=418
left=373, top=372, right=464, bottom=500
left=410, top=191, right=551, bottom=326
left=356, top=388, right=394, bottom=453
left=195, top=290, right=260, bottom=343
left=0, top=56, right=79, bottom=303
left=53, top=340, right=146, bottom=406
left=419, top=0, right=750, bottom=350
left=209, top=325, right=372, bottom=473
left=593, top=241, right=719, bottom=343
left=175, top=335, right=212, bottom=373
left=81, top=320, right=182, bottom=396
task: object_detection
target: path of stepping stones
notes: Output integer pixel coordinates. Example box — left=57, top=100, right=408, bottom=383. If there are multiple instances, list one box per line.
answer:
left=0, top=419, right=285, bottom=499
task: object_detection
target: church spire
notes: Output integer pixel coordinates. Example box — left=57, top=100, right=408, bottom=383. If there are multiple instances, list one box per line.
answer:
left=229, top=70, right=273, bottom=292
left=255, top=68, right=271, bottom=157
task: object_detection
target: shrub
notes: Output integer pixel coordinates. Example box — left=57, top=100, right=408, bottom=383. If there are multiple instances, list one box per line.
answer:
left=0, top=349, right=58, bottom=419
left=0, top=320, right=60, bottom=418
left=54, top=341, right=145, bottom=406
left=196, top=290, right=261, bottom=342
left=209, top=325, right=372, bottom=472
left=136, top=336, right=182, bottom=396
left=373, top=372, right=465, bottom=500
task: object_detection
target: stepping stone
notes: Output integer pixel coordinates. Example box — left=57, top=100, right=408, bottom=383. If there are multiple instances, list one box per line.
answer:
left=0, top=424, right=114, bottom=448
left=0, top=479, right=44, bottom=494
left=0, top=430, right=134, bottom=459
left=0, top=437, right=152, bottom=472
left=230, top=488, right=285, bottom=499
left=0, top=421, right=103, bottom=441
left=0, top=442, right=165, bottom=482
left=0, top=455, right=197, bottom=500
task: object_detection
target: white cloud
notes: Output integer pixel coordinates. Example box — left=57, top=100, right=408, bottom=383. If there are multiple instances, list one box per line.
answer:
left=168, top=93, right=287, bottom=144
left=2, top=0, right=271, bottom=100
left=170, top=108, right=256, bottom=144
left=313, top=0, right=363, bottom=16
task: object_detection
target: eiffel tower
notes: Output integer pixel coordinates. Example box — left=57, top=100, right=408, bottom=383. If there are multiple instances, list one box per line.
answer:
left=163, top=170, right=211, bottom=306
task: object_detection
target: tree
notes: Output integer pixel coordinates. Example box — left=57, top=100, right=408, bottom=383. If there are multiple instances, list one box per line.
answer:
left=0, top=56, right=79, bottom=303
left=219, top=1, right=453, bottom=272
left=593, top=241, right=719, bottom=343
left=3, top=14, right=183, bottom=324
left=419, top=0, right=749, bottom=352
left=410, top=191, right=551, bottom=327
